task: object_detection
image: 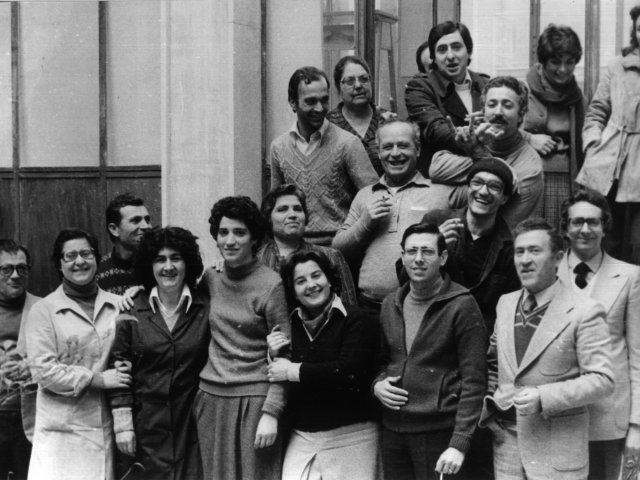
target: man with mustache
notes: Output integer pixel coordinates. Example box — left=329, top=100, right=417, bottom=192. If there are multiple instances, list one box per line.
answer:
left=405, top=21, right=490, bottom=176
left=96, top=193, right=151, bottom=295
left=270, top=66, right=378, bottom=246
left=429, top=76, right=544, bottom=229
left=333, top=118, right=451, bottom=311
left=480, top=218, right=614, bottom=480
left=557, top=188, right=640, bottom=480
left=0, top=240, right=40, bottom=480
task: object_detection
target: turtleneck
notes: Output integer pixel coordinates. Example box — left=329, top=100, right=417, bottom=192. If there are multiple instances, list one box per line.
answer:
left=0, top=292, right=26, bottom=310
left=488, top=131, right=525, bottom=158
left=63, top=277, right=98, bottom=320
left=224, top=256, right=261, bottom=281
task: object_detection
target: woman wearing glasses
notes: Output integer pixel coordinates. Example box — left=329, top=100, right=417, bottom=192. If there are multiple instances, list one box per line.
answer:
left=327, top=55, right=393, bottom=176
left=108, top=227, right=209, bottom=480
left=25, top=228, right=131, bottom=480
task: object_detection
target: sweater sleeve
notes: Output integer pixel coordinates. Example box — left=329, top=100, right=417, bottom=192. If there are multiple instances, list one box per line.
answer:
left=25, top=301, right=93, bottom=397
left=108, top=312, right=137, bottom=409
left=332, top=189, right=375, bottom=258
left=261, top=280, right=290, bottom=418
left=343, top=136, right=379, bottom=189
left=269, top=140, right=284, bottom=188
left=449, top=297, right=487, bottom=454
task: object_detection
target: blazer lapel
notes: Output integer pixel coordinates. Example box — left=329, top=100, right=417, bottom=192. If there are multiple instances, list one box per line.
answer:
left=516, top=288, right=573, bottom=375
left=501, top=292, right=520, bottom=376
left=589, top=253, right=628, bottom=313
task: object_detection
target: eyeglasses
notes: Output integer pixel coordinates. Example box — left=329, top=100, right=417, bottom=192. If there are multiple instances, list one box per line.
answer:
left=403, top=247, right=438, bottom=258
left=61, top=249, right=96, bottom=262
left=340, top=75, right=371, bottom=87
left=569, top=217, right=602, bottom=228
left=469, top=178, right=504, bottom=195
left=0, top=264, right=30, bottom=277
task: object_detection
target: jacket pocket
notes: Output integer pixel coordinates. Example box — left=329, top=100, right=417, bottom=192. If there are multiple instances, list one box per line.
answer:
left=437, top=369, right=462, bottom=411
left=538, top=338, right=575, bottom=376
left=549, top=410, right=588, bottom=472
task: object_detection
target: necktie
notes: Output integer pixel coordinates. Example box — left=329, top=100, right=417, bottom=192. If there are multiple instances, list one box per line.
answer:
left=574, top=262, right=591, bottom=289
left=522, top=294, right=537, bottom=315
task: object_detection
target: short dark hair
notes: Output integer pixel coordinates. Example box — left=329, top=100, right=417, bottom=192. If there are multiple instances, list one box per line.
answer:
left=287, top=66, right=330, bottom=104
left=133, top=226, right=204, bottom=291
left=106, top=193, right=146, bottom=242
left=208, top=196, right=266, bottom=253
left=0, top=239, right=31, bottom=265
left=261, top=185, right=309, bottom=237
left=481, top=76, right=529, bottom=120
left=280, top=249, right=341, bottom=309
left=513, top=218, right=564, bottom=253
left=401, top=222, right=446, bottom=254
left=415, top=40, right=430, bottom=74
left=560, top=187, right=613, bottom=234
left=427, top=21, right=473, bottom=71
left=537, top=24, right=582, bottom=65
left=376, top=118, right=421, bottom=152
left=623, top=6, right=640, bottom=56
left=333, top=55, right=372, bottom=91
left=51, top=228, right=101, bottom=277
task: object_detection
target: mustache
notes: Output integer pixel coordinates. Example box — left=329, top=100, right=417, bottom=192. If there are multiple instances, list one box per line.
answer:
left=488, top=115, right=508, bottom=125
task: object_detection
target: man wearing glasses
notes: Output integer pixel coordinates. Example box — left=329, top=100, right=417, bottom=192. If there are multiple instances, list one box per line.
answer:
left=0, top=240, right=39, bottom=480
left=270, top=66, right=377, bottom=246
left=558, top=188, right=640, bottom=480
left=374, top=222, right=486, bottom=480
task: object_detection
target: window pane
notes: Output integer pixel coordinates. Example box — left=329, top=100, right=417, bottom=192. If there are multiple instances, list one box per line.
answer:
left=540, top=0, right=586, bottom=90
left=460, top=0, right=530, bottom=80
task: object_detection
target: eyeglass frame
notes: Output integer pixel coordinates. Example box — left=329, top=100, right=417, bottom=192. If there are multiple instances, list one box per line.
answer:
left=0, top=264, right=31, bottom=277
left=61, top=248, right=96, bottom=263
left=340, top=74, right=371, bottom=87
left=568, top=217, right=602, bottom=228
left=468, top=177, right=504, bottom=195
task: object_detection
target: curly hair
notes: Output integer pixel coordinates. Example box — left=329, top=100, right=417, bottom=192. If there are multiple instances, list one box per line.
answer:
left=208, top=196, right=266, bottom=253
left=261, top=185, right=309, bottom=237
left=623, top=5, right=640, bottom=56
left=134, top=226, right=204, bottom=291
left=51, top=228, right=101, bottom=277
left=481, top=76, right=529, bottom=121
left=537, top=24, right=582, bottom=65
left=560, top=187, right=613, bottom=234
left=280, top=249, right=341, bottom=309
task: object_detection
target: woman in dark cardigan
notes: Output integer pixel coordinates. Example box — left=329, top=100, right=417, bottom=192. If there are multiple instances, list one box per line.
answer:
left=109, top=226, right=210, bottom=480
left=267, top=249, right=379, bottom=480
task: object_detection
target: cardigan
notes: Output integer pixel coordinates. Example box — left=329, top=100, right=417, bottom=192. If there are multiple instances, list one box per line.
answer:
left=376, top=275, right=486, bottom=454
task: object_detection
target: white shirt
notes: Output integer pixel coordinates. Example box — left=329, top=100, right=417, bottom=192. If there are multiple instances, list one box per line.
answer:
left=289, top=119, right=329, bottom=155
left=149, top=284, right=192, bottom=332
left=454, top=70, right=473, bottom=114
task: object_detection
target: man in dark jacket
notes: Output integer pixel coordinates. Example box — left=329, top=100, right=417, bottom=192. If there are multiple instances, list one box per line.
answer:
left=374, top=223, right=486, bottom=480
left=405, top=21, right=489, bottom=175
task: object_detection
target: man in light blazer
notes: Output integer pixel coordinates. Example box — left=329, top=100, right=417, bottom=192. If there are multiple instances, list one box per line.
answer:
left=480, top=218, right=614, bottom=480
left=558, top=188, right=640, bottom=480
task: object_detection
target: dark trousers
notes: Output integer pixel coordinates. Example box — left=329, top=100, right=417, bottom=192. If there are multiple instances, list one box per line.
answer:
left=588, top=439, right=624, bottom=480
left=381, top=426, right=467, bottom=480
left=0, top=410, right=31, bottom=480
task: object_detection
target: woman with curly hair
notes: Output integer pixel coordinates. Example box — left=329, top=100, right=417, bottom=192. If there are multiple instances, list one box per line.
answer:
left=577, top=5, right=640, bottom=263
left=522, top=24, right=585, bottom=230
left=195, top=196, right=290, bottom=480
left=108, top=226, right=209, bottom=480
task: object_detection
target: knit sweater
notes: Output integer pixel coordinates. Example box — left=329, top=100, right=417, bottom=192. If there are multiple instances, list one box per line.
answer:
left=198, top=258, right=290, bottom=419
left=376, top=275, right=487, bottom=454
left=96, top=249, right=137, bottom=295
left=269, top=121, right=378, bottom=238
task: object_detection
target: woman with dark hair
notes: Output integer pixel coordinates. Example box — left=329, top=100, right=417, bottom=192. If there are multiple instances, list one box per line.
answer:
left=267, top=249, right=379, bottom=480
left=577, top=5, right=640, bottom=263
left=195, top=196, right=290, bottom=480
left=108, top=226, right=209, bottom=480
left=257, top=184, right=357, bottom=307
left=25, top=229, right=131, bottom=480
left=522, top=23, right=585, bottom=230
left=326, top=55, right=392, bottom=175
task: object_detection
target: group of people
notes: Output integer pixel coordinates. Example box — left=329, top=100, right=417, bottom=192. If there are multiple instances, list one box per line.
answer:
left=1, top=7, right=640, bottom=480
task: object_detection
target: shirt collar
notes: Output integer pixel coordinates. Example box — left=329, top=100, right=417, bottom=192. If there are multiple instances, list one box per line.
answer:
left=149, top=284, right=193, bottom=314
left=292, top=294, right=347, bottom=320
left=524, top=279, right=559, bottom=307
left=289, top=119, right=329, bottom=143
left=567, top=248, right=603, bottom=275
left=454, top=70, right=472, bottom=88
left=373, top=171, right=429, bottom=191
